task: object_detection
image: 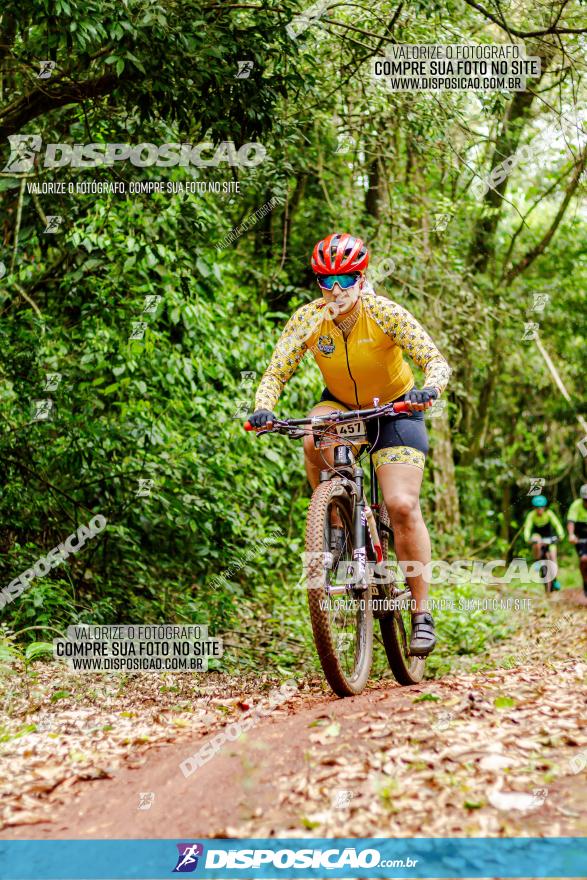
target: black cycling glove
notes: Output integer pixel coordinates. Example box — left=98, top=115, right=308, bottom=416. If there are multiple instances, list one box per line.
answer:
left=248, top=409, right=276, bottom=428
left=405, top=387, right=439, bottom=407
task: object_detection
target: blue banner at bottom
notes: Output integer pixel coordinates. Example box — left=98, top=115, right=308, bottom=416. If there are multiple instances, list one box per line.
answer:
left=0, top=837, right=585, bottom=879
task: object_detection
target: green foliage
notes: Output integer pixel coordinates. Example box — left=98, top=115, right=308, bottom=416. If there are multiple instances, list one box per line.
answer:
left=0, top=0, right=585, bottom=681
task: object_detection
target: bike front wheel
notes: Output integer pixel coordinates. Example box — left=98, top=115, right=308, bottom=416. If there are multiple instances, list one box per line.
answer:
left=305, top=479, right=373, bottom=697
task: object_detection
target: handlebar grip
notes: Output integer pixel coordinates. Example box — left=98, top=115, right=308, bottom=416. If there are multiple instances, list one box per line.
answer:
left=393, top=401, right=411, bottom=413
left=243, top=421, right=253, bottom=431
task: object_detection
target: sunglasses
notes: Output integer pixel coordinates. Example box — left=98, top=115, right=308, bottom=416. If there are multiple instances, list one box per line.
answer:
left=315, top=273, right=360, bottom=291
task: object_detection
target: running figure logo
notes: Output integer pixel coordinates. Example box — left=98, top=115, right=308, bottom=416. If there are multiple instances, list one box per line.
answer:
left=173, top=843, right=204, bottom=873
left=2, top=134, right=42, bottom=173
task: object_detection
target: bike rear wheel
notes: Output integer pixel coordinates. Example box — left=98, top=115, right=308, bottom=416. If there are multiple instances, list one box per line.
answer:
left=375, top=502, right=426, bottom=685
left=305, top=480, right=373, bottom=697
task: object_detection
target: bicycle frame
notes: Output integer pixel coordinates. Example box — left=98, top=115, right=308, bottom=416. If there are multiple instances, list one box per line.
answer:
left=245, top=398, right=410, bottom=595
left=534, top=537, right=559, bottom=559
left=245, top=399, right=428, bottom=690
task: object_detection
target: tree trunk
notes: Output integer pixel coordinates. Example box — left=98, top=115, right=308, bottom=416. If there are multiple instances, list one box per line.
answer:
left=365, top=156, right=381, bottom=219
left=468, top=42, right=554, bottom=274
left=501, top=483, right=511, bottom=546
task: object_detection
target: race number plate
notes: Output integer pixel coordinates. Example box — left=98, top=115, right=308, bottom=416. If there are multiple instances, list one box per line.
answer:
left=313, top=419, right=367, bottom=448
left=335, top=420, right=366, bottom=441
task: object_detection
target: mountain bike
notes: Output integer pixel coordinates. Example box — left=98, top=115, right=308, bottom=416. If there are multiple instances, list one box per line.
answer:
left=245, top=399, right=426, bottom=697
left=532, top=536, right=559, bottom=594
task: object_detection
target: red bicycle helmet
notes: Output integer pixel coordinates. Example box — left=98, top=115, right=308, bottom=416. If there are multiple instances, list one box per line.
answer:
left=311, top=233, right=369, bottom=274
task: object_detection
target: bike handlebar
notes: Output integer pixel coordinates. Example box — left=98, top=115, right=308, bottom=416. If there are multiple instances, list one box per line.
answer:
left=244, top=399, right=412, bottom=432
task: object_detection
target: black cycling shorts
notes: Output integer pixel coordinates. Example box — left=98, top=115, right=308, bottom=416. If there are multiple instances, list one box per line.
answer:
left=533, top=525, right=558, bottom=539
left=318, top=388, right=429, bottom=470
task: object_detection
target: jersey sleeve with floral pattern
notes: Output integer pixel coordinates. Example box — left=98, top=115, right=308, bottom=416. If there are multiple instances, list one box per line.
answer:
left=364, top=296, right=451, bottom=394
left=253, top=303, right=319, bottom=411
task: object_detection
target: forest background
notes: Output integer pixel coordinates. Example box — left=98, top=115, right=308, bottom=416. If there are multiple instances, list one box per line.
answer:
left=0, top=0, right=585, bottom=680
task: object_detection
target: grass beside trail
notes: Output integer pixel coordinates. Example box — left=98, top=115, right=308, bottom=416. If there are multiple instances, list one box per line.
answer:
left=425, top=560, right=584, bottom=678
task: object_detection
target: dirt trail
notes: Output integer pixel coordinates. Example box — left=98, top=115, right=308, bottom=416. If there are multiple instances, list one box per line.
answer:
left=1, top=591, right=586, bottom=840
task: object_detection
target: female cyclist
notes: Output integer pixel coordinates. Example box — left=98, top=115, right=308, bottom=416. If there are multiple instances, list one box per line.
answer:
left=248, top=233, right=451, bottom=655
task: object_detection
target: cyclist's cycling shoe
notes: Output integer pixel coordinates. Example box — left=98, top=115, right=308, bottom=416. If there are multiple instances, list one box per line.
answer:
left=410, top=612, right=436, bottom=656
left=552, top=579, right=561, bottom=591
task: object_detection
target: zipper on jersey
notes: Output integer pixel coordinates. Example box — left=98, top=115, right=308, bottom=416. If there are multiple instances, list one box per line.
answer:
left=344, top=338, right=360, bottom=407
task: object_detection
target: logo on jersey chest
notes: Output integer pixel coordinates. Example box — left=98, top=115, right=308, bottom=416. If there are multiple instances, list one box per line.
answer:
left=317, top=335, right=335, bottom=355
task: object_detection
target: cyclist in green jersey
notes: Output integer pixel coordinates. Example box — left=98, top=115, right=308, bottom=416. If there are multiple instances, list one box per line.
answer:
left=567, top=484, right=587, bottom=597
left=523, top=495, right=565, bottom=590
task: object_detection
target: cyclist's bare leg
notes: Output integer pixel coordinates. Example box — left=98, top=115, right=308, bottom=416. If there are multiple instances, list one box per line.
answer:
left=547, top=545, right=558, bottom=581
left=303, top=404, right=352, bottom=528
left=376, top=463, right=430, bottom=613
left=303, top=404, right=340, bottom=490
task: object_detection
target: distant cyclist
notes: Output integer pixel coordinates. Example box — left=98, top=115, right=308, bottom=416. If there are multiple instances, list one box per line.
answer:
left=523, top=495, right=564, bottom=591
left=567, top=484, right=587, bottom=597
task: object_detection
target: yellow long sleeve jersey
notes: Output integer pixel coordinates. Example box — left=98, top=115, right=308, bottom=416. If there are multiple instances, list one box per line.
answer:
left=254, top=293, right=450, bottom=411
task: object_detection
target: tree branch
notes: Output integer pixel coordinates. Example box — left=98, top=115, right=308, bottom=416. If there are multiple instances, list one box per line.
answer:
left=504, top=143, right=587, bottom=283
left=501, top=161, right=574, bottom=273
left=0, top=73, right=119, bottom=141
left=462, top=0, right=587, bottom=36
left=9, top=280, right=43, bottom=321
